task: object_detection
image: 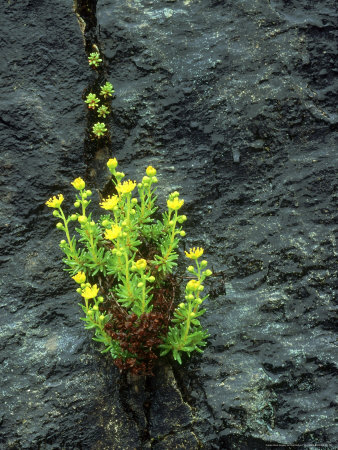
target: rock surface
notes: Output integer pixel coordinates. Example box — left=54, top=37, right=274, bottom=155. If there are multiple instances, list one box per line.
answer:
left=0, top=0, right=337, bottom=448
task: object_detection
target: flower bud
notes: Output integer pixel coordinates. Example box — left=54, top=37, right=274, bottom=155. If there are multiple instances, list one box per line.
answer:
left=98, top=296, right=104, bottom=303
left=60, top=239, right=66, bottom=246
left=179, top=303, right=185, bottom=309
left=102, top=219, right=110, bottom=228
left=180, top=230, right=186, bottom=237
left=196, top=298, right=203, bottom=305
left=107, top=158, right=118, bottom=171
left=70, top=214, right=77, bottom=221
left=56, top=222, right=63, bottom=230
left=190, top=312, right=196, bottom=318
left=99, top=314, right=105, bottom=321
left=130, top=209, right=136, bottom=215
left=138, top=183, right=142, bottom=189
left=52, top=210, right=59, bottom=217
left=93, top=305, right=99, bottom=311
left=152, top=176, right=158, bottom=183
left=135, top=259, right=147, bottom=270
left=146, top=166, right=156, bottom=177
left=198, top=285, right=204, bottom=291
left=71, top=177, right=85, bottom=190
left=177, top=215, right=187, bottom=223
left=137, top=282, right=144, bottom=288
left=82, top=192, right=87, bottom=199
left=142, top=176, right=150, bottom=185
left=131, top=198, right=138, bottom=204
left=86, top=190, right=92, bottom=196
left=200, top=260, right=208, bottom=268
left=148, top=276, right=155, bottom=283
left=187, top=294, right=194, bottom=301
left=187, top=266, right=194, bottom=273
left=169, top=220, right=174, bottom=226
left=74, top=201, right=80, bottom=208
left=205, top=269, right=212, bottom=277
left=76, top=288, right=82, bottom=294
left=78, top=215, right=87, bottom=224
left=83, top=200, right=89, bottom=207
left=90, top=221, right=95, bottom=226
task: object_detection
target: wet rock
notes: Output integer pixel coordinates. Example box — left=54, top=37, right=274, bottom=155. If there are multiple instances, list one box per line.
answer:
left=0, top=0, right=337, bottom=448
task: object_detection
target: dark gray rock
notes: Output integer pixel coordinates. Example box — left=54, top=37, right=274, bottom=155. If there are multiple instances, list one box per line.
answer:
left=1, top=0, right=337, bottom=448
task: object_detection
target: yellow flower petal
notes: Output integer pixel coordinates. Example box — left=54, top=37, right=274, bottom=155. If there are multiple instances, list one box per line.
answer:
left=104, top=224, right=122, bottom=240
left=100, top=195, right=119, bottom=210
left=81, top=284, right=99, bottom=300
left=167, top=197, right=184, bottom=211
left=185, top=247, right=204, bottom=260
left=72, top=271, right=86, bottom=284
left=46, top=194, right=64, bottom=208
left=116, top=180, right=136, bottom=195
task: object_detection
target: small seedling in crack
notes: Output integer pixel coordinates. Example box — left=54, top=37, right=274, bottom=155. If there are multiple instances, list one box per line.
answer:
left=92, top=122, right=107, bottom=138
left=97, top=105, right=110, bottom=118
left=88, top=51, right=102, bottom=68
left=100, top=82, right=114, bottom=99
left=85, top=93, right=100, bottom=110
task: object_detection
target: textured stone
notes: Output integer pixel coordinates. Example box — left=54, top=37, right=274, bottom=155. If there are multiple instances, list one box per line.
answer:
left=0, top=0, right=337, bottom=448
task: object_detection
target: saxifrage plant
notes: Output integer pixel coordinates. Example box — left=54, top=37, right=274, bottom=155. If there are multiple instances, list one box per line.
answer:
left=46, top=159, right=212, bottom=375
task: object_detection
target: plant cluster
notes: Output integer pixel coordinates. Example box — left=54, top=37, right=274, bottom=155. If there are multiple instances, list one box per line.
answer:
left=46, top=159, right=211, bottom=375
left=85, top=50, right=114, bottom=138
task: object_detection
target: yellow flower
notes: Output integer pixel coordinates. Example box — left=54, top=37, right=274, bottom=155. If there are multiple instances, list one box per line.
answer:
left=81, top=284, right=99, bottom=300
left=135, top=259, right=147, bottom=270
left=72, top=271, right=86, bottom=284
left=46, top=194, right=64, bottom=208
left=167, top=196, right=184, bottom=211
left=100, top=195, right=119, bottom=210
left=104, top=224, right=122, bottom=240
left=116, top=180, right=136, bottom=195
left=185, top=247, right=204, bottom=260
left=107, top=158, right=118, bottom=170
left=71, top=177, right=85, bottom=190
left=146, top=166, right=156, bottom=177
left=186, top=279, right=200, bottom=291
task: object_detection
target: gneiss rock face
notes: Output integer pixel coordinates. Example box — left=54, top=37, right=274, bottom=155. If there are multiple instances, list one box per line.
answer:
left=0, top=0, right=336, bottom=448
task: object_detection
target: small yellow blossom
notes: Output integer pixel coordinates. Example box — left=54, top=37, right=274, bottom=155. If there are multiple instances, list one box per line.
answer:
left=107, top=158, right=118, bottom=170
left=81, top=284, right=99, bottom=300
left=104, top=224, right=122, bottom=240
left=72, top=271, right=86, bottom=284
left=146, top=166, right=156, bottom=177
left=186, top=279, right=201, bottom=291
left=100, top=195, right=119, bottom=210
left=185, top=247, right=204, bottom=260
left=46, top=194, right=64, bottom=208
left=135, top=259, right=147, bottom=270
left=71, top=177, right=85, bottom=190
left=167, top=196, right=184, bottom=211
left=116, top=180, right=136, bottom=195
